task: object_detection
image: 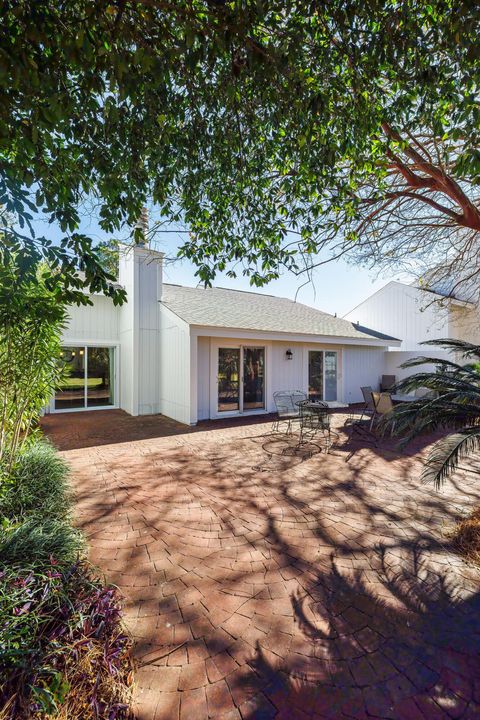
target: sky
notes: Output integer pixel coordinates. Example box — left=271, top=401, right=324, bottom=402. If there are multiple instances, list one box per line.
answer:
left=25, top=205, right=404, bottom=318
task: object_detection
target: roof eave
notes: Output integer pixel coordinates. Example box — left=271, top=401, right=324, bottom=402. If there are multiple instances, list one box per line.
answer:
left=189, top=324, right=401, bottom=347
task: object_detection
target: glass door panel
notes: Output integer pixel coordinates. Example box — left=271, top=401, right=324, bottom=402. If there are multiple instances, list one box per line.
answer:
left=87, top=347, right=114, bottom=407
left=308, top=351, right=323, bottom=401
left=243, top=347, right=265, bottom=410
left=55, top=346, right=86, bottom=410
left=324, top=351, right=338, bottom=401
left=218, top=348, right=240, bottom=412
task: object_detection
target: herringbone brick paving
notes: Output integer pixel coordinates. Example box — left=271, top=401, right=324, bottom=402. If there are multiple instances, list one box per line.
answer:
left=44, top=411, right=480, bottom=719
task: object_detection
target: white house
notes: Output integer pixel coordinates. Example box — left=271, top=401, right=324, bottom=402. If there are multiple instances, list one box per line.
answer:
left=50, top=245, right=402, bottom=423
left=344, top=280, right=480, bottom=381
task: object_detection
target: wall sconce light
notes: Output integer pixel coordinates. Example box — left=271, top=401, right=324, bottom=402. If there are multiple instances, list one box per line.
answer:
left=286, top=349, right=293, bottom=360
left=79, top=349, right=84, bottom=355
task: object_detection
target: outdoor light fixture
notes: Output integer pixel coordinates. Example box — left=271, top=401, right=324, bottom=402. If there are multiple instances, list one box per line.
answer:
left=79, top=349, right=84, bottom=355
left=286, top=349, right=293, bottom=360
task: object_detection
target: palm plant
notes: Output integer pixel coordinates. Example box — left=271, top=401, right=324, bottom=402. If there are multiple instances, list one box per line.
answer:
left=386, top=339, right=480, bottom=487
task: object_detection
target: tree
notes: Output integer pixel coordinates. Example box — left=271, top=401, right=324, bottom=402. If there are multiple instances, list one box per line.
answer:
left=386, top=339, right=480, bottom=487
left=1, top=2, right=479, bottom=300
left=0, top=244, right=66, bottom=471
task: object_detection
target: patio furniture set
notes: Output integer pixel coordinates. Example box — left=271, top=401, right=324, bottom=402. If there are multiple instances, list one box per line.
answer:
left=272, top=390, right=338, bottom=452
left=272, top=377, right=433, bottom=452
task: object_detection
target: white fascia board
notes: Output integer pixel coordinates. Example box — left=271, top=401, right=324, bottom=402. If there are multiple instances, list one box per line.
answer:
left=189, top=325, right=401, bottom=347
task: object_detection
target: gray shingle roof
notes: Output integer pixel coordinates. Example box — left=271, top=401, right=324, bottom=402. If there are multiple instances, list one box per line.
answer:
left=161, top=284, right=399, bottom=343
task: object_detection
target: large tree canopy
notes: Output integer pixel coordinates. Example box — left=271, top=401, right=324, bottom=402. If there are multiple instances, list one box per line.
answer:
left=1, top=1, right=479, bottom=303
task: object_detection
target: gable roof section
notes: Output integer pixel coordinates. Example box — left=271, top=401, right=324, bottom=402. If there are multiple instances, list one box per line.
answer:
left=161, top=284, right=399, bottom=343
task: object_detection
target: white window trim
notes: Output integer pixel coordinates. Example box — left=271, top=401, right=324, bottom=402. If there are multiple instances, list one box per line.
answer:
left=209, top=340, right=270, bottom=419
left=51, top=342, right=119, bottom=413
left=305, top=347, right=340, bottom=402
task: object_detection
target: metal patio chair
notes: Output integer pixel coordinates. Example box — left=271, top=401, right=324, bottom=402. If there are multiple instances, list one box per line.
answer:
left=297, top=399, right=331, bottom=448
left=272, top=391, right=301, bottom=433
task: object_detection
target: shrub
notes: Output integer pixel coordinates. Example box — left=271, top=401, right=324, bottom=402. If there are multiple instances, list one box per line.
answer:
left=0, top=251, right=66, bottom=473
left=0, top=519, right=84, bottom=567
left=0, top=562, right=133, bottom=720
left=0, top=441, right=71, bottom=522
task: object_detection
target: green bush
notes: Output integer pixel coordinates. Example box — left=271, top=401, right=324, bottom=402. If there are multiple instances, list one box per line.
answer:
left=0, top=441, right=71, bottom=522
left=0, top=519, right=84, bottom=567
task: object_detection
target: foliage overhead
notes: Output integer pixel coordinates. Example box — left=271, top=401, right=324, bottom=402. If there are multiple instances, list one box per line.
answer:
left=386, top=339, right=480, bottom=487
left=1, top=1, right=479, bottom=297
left=0, top=244, right=66, bottom=471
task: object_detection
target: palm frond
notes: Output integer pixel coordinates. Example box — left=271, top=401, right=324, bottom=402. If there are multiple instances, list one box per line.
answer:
left=422, top=428, right=480, bottom=489
left=398, top=355, right=479, bottom=375
left=421, top=339, right=480, bottom=361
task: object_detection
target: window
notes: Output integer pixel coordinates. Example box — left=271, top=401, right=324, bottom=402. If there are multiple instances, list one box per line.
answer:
left=308, top=350, right=338, bottom=401
left=55, top=346, right=115, bottom=411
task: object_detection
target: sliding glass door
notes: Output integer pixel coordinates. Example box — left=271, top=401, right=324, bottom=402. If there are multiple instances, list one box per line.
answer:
left=308, top=350, right=338, bottom=402
left=218, top=348, right=240, bottom=412
left=54, top=347, right=86, bottom=410
left=243, top=347, right=265, bottom=410
left=217, top=346, right=265, bottom=413
left=55, top=346, right=115, bottom=411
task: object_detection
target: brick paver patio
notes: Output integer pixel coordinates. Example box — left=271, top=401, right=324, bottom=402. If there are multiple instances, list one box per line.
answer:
left=45, top=411, right=480, bottom=719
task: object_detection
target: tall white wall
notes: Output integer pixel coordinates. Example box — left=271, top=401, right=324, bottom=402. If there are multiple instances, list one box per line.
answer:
left=159, top=305, right=191, bottom=424
left=118, top=245, right=163, bottom=416
left=343, top=347, right=386, bottom=402
left=345, top=282, right=449, bottom=351
left=63, top=295, right=119, bottom=343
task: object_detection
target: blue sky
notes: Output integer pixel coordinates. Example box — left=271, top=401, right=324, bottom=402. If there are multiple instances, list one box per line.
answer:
left=27, top=206, right=402, bottom=317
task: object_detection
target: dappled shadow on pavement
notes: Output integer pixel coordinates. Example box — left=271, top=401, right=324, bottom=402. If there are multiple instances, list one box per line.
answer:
left=63, top=417, right=480, bottom=719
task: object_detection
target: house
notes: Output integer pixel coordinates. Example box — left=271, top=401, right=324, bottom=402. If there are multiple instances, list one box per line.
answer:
left=344, top=280, right=480, bottom=381
left=50, top=245, right=401, bottom=423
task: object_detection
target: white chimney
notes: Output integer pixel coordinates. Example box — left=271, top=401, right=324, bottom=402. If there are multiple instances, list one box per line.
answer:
left=117, top=242, right=163, bottom=416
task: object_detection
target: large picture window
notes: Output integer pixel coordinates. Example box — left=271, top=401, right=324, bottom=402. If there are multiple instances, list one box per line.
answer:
left=55, top=346, right=115, bottom=411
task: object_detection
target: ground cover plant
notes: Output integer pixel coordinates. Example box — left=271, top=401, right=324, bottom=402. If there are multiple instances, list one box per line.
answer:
left=0, top=236, right=134, bottom=718
left=0, top=441, right=134, bottom=720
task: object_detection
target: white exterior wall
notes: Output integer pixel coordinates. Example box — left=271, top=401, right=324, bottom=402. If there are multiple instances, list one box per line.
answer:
left=194, top=333, right=391, bottom=419
left=159, top=305, right=191, bottom=425
left=118, top=245, right=163, bottom=416
left=344, top=281, right=449, bottom=352
left=343, top=347, right=386, bottom=403
left=383, top=351, right=449, bottom=382
left=197, top=337, right=211, bottom=420
left=449, top=305, right=480, bottom=346
left=118, top=248, right=137, bottom=415
left=138, top=251, right=162, bottom=415
left=63, top=295, right=119, bottom=344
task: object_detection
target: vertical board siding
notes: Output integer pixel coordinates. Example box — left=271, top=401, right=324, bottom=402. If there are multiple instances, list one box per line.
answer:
left=63, top=296, right=120, bottom=342
left=344, top=282, right=449, bottom=351
left=269, top=342, right=305, bottom=408
left=137, top=253, right=162, bottom=415
left=343, top=347, right=386, bottom=402
left=159, top=307, right=191, bottom=424
left=197, top=337, right=211, bottom=420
